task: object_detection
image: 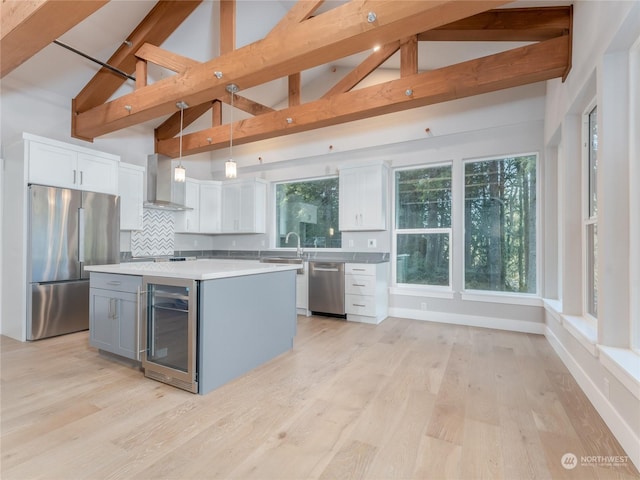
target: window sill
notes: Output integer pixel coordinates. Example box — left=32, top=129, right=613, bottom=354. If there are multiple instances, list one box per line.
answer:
left=598, top=346, right=640, bottom=401
left=543, top=300, right=640, bottom=399
left=389, top=286, right=454, bottom=299
left=461, top=291, right=543, bottom=307
left=561, top=314, right=598, bottom=356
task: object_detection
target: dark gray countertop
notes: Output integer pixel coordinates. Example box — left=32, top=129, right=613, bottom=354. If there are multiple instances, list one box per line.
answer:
left=122, top=250, right=390, bottom=264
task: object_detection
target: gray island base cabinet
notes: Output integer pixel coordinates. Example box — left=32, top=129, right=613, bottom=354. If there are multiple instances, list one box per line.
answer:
left=87, top=260, right=298, bottom=394
left=198, top=270, right=296, bottom=394
left=89, top=273, right=142, bottom=360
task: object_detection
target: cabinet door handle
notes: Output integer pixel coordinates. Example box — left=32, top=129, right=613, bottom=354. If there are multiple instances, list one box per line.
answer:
left=80, top=171, right=83, bottom=185
left=73, top=169, right=77, bottom=184
left=109, top=298, right=117, bottom=319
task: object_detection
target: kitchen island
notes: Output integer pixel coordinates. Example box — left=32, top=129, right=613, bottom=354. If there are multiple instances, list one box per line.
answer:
left=85, top=259, right=299, bottom=394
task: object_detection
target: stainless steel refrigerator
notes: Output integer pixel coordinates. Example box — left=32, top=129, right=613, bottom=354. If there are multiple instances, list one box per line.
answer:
left=28, top=184, right=119, bottom=340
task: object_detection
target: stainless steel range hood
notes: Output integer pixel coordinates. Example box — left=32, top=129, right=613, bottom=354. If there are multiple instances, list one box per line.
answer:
left=144, top=154, right=192, bottom=211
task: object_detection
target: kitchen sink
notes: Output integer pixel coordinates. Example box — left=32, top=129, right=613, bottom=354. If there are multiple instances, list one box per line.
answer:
left=260, top=257, right=304, bottom=274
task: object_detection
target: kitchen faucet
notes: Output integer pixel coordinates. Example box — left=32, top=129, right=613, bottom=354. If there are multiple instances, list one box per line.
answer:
left=285, top=231, right=303, bottom=257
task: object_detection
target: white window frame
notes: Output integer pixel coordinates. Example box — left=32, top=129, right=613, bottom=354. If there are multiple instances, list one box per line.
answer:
left=461, top=152, right=540, bottom=297
left=630, top=37, right=640, bottom=353
left=582, top=100, right=598, bottom=326
left=392, top=162, right=453, bottom=292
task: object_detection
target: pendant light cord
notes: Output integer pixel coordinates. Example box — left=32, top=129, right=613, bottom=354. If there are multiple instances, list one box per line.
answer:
left=229, top=91, right=234, bottom=158
left=179, top=105, right=184, bottom=164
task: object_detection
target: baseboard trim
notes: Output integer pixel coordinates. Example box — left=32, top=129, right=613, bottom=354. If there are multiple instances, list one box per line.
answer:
left=545, top=326, right=640, bottom=471
left=389, top=308, right=545, bottom=334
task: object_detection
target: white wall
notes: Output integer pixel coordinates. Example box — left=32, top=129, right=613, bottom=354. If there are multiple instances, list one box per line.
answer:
left=543, top=0, right=640, bottom=470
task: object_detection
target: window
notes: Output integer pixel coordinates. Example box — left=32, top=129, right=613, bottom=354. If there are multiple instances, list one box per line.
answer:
left=394, top=165, right=452, bottom=287
left=585, top=105, right=598, bottom=318
left=275, top=177, right=341, bottom=249
left=464, top=155, right=537, bottom=293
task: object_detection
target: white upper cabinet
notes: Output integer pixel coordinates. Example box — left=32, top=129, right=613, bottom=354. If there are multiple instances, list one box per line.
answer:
left=175, top=178, right=200, bottom=233
left=339, top=163, right=388, bottom=231
left=221, top=178, right=267, bottom=234
left=199, top=181, right=222, bottom=234
left=118, top=163, right=144, bottom=231
left=26, top=135, right=118, bottom=195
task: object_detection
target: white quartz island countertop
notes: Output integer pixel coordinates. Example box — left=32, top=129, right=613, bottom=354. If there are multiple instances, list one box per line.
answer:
left=85, top=259, right=300, bottom=281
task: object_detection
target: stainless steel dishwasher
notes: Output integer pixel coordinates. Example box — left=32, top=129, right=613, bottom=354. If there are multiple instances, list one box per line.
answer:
left=308, top=261, right=345, bottom=318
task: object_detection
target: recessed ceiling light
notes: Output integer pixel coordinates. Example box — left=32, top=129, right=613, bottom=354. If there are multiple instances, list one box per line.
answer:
left=373, top=45, right=381, bottom=52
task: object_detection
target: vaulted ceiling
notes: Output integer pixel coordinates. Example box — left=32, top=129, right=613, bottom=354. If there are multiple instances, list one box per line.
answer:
left=1, top=0, right=572, bottom=159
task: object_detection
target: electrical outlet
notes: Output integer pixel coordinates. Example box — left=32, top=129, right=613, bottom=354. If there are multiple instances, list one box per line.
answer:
left=261, top=240, right=265, bottom=247
left=232, top=240, right=236, bottom=247
left=349, top=239, right=354, bottom=248
left=367, top=239, right=377, bottom=248
left=420, top=302, right=427, bottom=311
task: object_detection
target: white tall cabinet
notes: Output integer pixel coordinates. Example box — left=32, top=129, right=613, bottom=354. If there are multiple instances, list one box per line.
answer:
left=118, top=163, right=144, bottom=231
left=221, top=178, right=267, bottom=233
left=199, top=181, right=222, bottom=233
left=175, top=178, right=200, bottom=233
left=339, top=163, right=388, bottom=231
left=0, top=133, right=119, bottom=341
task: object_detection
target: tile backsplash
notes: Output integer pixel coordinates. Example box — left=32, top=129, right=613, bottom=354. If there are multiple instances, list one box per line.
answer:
left=130, top=209, right=175, bottom=257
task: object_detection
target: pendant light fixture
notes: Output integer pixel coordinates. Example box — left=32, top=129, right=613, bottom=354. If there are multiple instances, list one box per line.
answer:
left=174, top=101, right=188, bottom=182
left=225, top=84, right=239, bottom=179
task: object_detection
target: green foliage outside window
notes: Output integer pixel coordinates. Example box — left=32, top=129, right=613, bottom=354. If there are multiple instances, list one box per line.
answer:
left=276, top=177, right=341, bottom=249
left=464, top=155, right=537, bottom=293
left=395, top=166, right=452, bottom=286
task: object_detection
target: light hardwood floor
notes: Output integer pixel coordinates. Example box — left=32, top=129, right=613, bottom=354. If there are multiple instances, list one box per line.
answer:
left=1, top=316, right=638, bottom=480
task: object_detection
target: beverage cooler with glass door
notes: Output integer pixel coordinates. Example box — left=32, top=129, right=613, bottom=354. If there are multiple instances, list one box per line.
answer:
left=142, top=276, right=198, bottom=393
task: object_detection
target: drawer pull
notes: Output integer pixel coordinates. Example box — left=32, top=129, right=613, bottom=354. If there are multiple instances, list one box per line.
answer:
left=352, top=283, right=366, bottom=287
left=107, top=281, right=122, bottom=286
left=352, top=268, right=366, bottom=271
left=353, top=303, right=366, bottom=307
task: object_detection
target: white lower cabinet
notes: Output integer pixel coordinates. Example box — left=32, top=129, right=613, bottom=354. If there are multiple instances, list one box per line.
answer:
left=344, top=262, right=389, bottom=324
left=296, top=263, right=309, bottom=315
left=89, top=273, right=142, bottom=360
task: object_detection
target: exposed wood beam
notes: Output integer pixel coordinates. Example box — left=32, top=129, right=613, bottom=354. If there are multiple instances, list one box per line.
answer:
left=418, top=6, right=571, bottom=42
left=289, top=73, right=301, bottom=107
left=1, top=0, right=108, bottom=78
left=135, top=59, right=147, bottom=89
left=145, top=41, right=275, bottom=139
left=212, top=100, right=222, bottom=127
left=157, top=36, right=570, bottom=158
left=220, top=93, right=276, bottom=116
left=400, top=36, right=418, bottom=77
left=322, top=40, right=400, bottom=98
left=74, top=0, right=509, bottom=140
left=220, top=0, right=235, bottom=54
left=268, top=0, right=324, bottom=35
left=155, top=102, right=215, bottom=141
left=135, top=42, right=198, bottom=72
left=72, top=0, right=201, bottom=114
